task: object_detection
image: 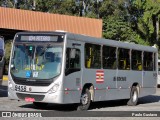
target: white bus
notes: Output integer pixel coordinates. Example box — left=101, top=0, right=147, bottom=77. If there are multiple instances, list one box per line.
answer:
left=0, top=36, right=5, bottom=85
left=8, top=31, right=158, bottom=110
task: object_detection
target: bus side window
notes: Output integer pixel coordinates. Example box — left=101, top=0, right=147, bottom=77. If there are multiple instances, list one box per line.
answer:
left=103, top=46, right=116, bottom=69
left=85, top=43, right=101, bottom=69
left=65, top=48, right=81, bottom=75
left=143, top=52, right=153, bottom=71
left=153, top=53, right=156, bottom=71
left=131, top=50, right=142, bottom=71
left=118, top=48, right=130, bottom=70
left=86, top=47, right=92, bottom=68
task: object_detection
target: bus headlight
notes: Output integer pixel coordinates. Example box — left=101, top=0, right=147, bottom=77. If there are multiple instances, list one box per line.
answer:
left=48, top=84, right=59, bottom=94
left=8, top=81, right=14, bottom=90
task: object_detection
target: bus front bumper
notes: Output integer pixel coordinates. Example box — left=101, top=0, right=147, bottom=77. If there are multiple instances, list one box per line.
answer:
left=8, top=89, right=64, bottom=104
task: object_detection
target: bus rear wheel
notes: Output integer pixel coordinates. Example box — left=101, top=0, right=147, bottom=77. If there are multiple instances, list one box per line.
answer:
left=127, top=86, right=138, bottom=106
left=77, top=88, right=91, bottom=111
left=33, top=102, right=48, bottom=108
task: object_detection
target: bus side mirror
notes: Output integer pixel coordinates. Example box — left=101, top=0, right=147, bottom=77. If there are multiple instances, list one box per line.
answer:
left=70, top=49, right=76, bottom=59
left=0, top=49, right=4, bottom=61
left=0, top=55, right=2, bottom=61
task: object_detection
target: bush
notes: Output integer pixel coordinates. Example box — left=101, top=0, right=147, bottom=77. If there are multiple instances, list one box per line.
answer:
left=4, top=40, right=12, bottom=74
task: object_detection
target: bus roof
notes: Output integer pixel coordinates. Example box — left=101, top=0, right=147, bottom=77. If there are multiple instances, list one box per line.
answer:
left=66, top=32, right=157, bottom=52
left=15, top=31, right=157, bottom=53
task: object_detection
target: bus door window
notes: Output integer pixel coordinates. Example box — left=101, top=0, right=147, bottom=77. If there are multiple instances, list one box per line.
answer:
left=131, top=50, right=142, bottom=70
left=118, top=48, right=130, bottom=70
left=65, top=48, right=80, bottom=75
left=85, top=43, right=101, bottom=69
left=103, top=46, right=116, bottom=69
left=143, top=52, right=153, bottom=71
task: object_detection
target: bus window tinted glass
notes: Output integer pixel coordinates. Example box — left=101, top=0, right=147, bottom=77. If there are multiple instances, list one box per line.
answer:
left=11, top=45, right=63, bottom=79
left=85, top=43, right=101, bottom=69
left=65, top=48, right=80, bottom=75
left=143, top=52, right=153, bottom=71
left=118, top=48, right=130, bottom=70
left=103, top=46, right=116, bottom=69
left=131, top=50, right=142, bottom=70
left=153, top=53, right=156, bottom=71
left=66, top=48, right=80, bottom=69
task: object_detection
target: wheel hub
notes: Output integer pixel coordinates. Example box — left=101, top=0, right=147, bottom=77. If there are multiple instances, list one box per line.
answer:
left=81, top=94, right=88, bottom=105
left=132, top=91, right=137, bottom=102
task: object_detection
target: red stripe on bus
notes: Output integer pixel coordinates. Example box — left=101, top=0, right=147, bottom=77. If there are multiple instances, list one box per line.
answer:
left=96, top=79, right=104, bottom=81
left=96, top=81, right=104, bottom=83
left=96, top=73, right=104, bottom=76
left=96, top=70, right=104, bottom=72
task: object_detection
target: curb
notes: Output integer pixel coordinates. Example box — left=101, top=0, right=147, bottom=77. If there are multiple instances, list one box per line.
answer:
left=3, top=76, right=8, bottom=81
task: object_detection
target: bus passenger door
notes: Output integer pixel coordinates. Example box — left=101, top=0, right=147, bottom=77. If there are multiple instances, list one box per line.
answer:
left=63, top=40, right=82, bottom=103
left=142, top=52, right=157, bottom=90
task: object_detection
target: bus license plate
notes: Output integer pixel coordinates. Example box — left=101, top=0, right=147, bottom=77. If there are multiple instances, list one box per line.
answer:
left=15, top=85, right=26, bottom=92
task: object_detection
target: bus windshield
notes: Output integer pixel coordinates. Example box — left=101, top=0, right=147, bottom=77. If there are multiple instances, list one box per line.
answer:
left=10, top=44, right=62, bottom=79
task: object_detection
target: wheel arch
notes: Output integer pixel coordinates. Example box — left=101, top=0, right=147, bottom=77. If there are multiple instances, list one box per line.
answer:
left=82, top=83, right=94, bottom=101
left=131, top=82, right=140, bottom=95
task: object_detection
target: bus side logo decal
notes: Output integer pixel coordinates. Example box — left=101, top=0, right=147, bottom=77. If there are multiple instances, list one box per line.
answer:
left=96, top=70, right=104, bottom=83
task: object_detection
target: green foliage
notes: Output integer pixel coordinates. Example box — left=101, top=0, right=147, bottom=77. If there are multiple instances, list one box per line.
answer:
left=35, top=0, right=79, bottom=15
left=98, top=0, right=116, bottom=18
left=0, top=0, right=14, bottom=8
left=1, top=0, right=160, bottom=68
left=4, top=40, right=12, bottom=65
left=130, top=0, right=160, bottom=45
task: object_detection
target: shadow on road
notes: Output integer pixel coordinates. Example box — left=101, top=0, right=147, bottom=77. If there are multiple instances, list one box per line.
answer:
left=19, top=94, right=160, bottom=111
left=138, top=95, right=160, bottom=104
left=19, top=99, right=130, bottom=111
left=19, top=103, right=78, bottom=111
left=0, top=85, right=8, bottom=97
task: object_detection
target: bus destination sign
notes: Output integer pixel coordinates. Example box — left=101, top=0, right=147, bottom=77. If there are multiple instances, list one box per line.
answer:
left=29, top=36, right=51, bottom=41
left=20, top=35, right=60, bottom=42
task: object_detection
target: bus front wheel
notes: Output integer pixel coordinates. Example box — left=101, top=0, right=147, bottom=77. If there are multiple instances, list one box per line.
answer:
left=77, top=88, right=91, bottom=111
left=127, top=86, right=138, bottom=106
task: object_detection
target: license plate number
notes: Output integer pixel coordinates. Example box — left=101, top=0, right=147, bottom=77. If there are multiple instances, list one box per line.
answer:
left=15, top=85, right=26, bottom=92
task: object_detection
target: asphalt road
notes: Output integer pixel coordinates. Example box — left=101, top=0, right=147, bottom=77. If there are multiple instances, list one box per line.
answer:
left=0, top=80, right=160, bottom=120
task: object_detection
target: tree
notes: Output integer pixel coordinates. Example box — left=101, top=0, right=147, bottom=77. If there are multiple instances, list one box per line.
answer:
left=129, top=0, right=160, bottom=45
left=0, top=0, right=14, bottom=8
left=35, top=0, right=79, bottom=15
left=4, top=39, right=12, bottom=74
left=1, top=0, right=159, bottom=46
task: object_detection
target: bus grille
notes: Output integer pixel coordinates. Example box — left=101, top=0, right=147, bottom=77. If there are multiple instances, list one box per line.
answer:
left=12, top=76, right=52, bottom=86
left=16, top=93, right=45, bottom=101
left=14, top=80, right=51, bottom=86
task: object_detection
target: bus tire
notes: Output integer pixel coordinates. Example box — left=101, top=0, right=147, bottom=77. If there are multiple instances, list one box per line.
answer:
left=77, top=88, right=91, bottom=111
left=127, top=86, right=138, bottom=106
left=33, top=102, right=48, bottom=108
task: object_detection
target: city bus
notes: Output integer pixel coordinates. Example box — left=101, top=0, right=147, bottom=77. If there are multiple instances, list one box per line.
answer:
left=0, top=36, right=5, bottom=85
left=8, top=31, right=158, bottom=110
